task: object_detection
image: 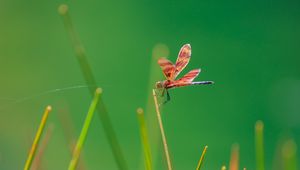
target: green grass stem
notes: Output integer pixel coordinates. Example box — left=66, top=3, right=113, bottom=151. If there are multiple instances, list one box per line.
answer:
left=196, top=145, right=208, bottom=170
left=68, top=88, right=102, bottom=170
left=282, top=139, right=298, bottom=170
left=139, top=44, right=169, bottom=169
left=24, top=106, right=52, bottom=170
left=58, top=104, right=86, bottom=170
left=255, top=120, right=265, bottom=170
left=137, top=108, right=153, bottom=170
left=58, top=4, right=128, bottom=170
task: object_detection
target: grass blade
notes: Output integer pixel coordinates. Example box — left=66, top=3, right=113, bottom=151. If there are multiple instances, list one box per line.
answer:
left=255, top=120, right=265, bottom=170
left=24, top=105, right=52, bottom=170
left=282, top=139, right=298, bottom=170
left=196, top=145, right=208, bottom=170
left=68, top=88, right=102, bottom=170
left=58, top=4, right=128, bottom=170
left=58, top=104, right=86, bottom=170
left=229, top=143, right=239, bottom=170
left=137, top=108, right=153, bottom=170
left=32, top=124, right=54, bottom=170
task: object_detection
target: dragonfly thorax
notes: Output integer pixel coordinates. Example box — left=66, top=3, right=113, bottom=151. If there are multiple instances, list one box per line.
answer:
left=155, top=80, right=171, bottom=89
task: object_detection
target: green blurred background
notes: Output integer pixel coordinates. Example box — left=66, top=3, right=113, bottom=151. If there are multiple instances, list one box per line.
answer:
left=1, top=0, right=300, bottom=169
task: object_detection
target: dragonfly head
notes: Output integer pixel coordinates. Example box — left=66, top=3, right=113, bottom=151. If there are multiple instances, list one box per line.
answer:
left=155, top=81, right=164, bottom=89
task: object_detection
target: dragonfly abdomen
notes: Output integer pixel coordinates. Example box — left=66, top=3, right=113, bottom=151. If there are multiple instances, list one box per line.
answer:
left=192, top=81, right=214, bottom=85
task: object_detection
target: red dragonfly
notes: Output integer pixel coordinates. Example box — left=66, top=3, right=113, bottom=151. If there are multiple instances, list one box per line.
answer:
left=155, top=44, right=214, bottom=103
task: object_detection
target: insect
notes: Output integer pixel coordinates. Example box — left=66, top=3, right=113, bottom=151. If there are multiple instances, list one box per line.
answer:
left=155, top=44, right=214, bottom=103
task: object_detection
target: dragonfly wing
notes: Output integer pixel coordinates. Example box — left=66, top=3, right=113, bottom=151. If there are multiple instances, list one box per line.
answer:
left=166, top=69, right=199, bottom=89
left=177, top=69, right=201, bottom=83
left=166, top=81, right=191, bottom=89
left=173, top=44, right=192, bottom=79
left=158, top=58, right=175, bottom=80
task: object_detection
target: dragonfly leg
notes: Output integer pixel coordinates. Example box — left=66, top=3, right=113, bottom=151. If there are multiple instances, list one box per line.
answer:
left=163, top=90, right=171, bottom=104
left=161, top=88, right=166, bottom=97
left=167, top=90, right=171, bottom=102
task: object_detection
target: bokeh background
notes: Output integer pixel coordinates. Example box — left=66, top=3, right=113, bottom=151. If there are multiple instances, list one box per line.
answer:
left=1, top=0, right=300, bottom=169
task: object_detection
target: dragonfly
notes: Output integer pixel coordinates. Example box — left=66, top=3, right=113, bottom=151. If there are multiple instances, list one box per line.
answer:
left=155, top=44, right=214, bottom=103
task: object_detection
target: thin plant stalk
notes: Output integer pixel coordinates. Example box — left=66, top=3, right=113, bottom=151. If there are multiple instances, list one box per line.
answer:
left=152, top=89, right=172, bottom=170
left=58, top=4, right=128, bottom=170
left=24, top=106, right=52, bottom=170
left=32, top=124, right=54, bottom=170
left=137, top=108, right=153, bottom=170
left=229, top=144, right=239, bottom=170
left=196, top=145, right=208, bottom=170
left=255, top=120, right=265, bottom=170
left=68, top=88, right=102, bottom=170
left=58, top=104, right=86, bottom=170
left=282, top=139, right=298, bottom=170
